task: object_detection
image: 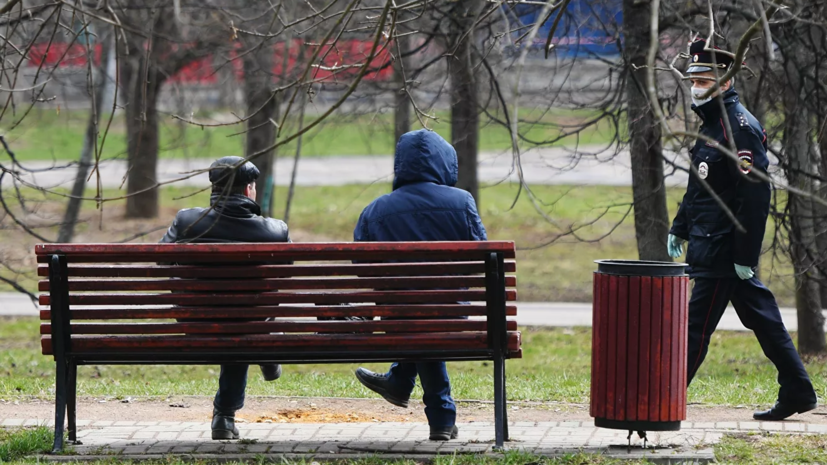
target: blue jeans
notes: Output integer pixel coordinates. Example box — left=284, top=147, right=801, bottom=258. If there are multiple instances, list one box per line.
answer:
left=213, top=364, right=248, bottom=414
left=385, top=361, right=456, bottom=427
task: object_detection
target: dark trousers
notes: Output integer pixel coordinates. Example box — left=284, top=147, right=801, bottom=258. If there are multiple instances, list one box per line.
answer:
left=178, top=316, right=251, bottom=415
left=687, top=276, right=817, bottom=405
left=214, top=364, right=249, bottom=414
left=385, top=361, right=456, bottom=427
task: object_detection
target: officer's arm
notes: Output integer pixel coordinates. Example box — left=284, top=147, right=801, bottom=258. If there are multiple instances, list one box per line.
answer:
left=669, top=152, right=698, bottom=240
left=669, top=192, right=691, bottom=240
left=729, top=128, right=771, bottom=267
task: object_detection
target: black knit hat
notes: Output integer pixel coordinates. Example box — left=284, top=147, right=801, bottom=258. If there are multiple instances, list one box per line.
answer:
left=687, top=39, right=736, bottom=74
left=208, top=156, right=260, bottom=187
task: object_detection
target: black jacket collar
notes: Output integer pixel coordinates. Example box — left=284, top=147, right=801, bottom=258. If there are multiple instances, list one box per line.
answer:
left=209, top=193, right=262, bottom=217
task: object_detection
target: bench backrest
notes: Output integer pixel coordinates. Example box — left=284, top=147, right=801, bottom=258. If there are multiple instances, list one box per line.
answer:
left=36, top=242, right=519, bottom=364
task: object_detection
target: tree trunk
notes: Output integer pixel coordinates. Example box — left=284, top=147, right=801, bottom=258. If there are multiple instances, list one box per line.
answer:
left=449, top=25, right=479, bottom=204
left=448, top=2, right=482, bottom=203
left=818, top=121, right=827, bottom=308
left=58, top=35, right=113, bottom=242
left=243, top=41, right=278, bottom=216
left=623, top=0, right=671, bottom=261
left=393, top=33, right=412, bottom=143
left=785, top=82, right=826, bottom=355
left=732, top=18, right=768, bottom=123
left=124, top=51, right=162, bottom=219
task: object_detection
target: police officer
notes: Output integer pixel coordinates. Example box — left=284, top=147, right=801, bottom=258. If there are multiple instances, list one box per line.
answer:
left=667, top=39, right=818, bottom=421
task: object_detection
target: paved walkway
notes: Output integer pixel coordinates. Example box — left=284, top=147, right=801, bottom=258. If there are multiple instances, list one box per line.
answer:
left=4, top=417, right=826, bottom=462
left=2, top=293, right=822, bottom=332
left=2, top=417, right=804, bottom=462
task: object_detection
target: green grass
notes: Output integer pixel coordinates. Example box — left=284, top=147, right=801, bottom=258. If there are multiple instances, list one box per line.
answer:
left=430, top=452, right=644, bottom=465
left=0, top=427, right=54, bottom=461
left=0, top=107, right=615, bottom=162
left=0, top=452, right=647, bottom=465
left=2, top=318, right=825, bottom=405
left=714, top=433, right=827, bottom=464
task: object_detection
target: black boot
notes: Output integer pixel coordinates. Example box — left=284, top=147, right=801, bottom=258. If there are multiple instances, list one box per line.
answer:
left=355, top=367, right=410, bottom=408
left=753, top=401, right=817, bottom=421
left=260, top=364, right=282, bottom=382
left=211, top=408, right=240, bottom=440
left=430, top=425, right=459, bottom=441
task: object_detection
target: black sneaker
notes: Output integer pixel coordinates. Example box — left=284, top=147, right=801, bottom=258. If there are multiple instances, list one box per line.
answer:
left=354, top=367, right=410, bottom=408
left=260, top=364, right=282, bottom=382
left=430, top=425, right=459, bottom=441
left=211, top=409, right=240, bottom=440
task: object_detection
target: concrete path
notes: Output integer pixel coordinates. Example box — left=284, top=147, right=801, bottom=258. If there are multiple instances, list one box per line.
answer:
left=5, top=416, right=826, bottom=463
left=2, top=292, right=821, bottom=332
left=0, top=418, right=717, bottom=462
left=13, top=148, right=691, bottom=189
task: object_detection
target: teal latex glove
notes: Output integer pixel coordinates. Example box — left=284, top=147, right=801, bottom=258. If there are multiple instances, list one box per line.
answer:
left=734, top=264, right=755, bottom=280
left=667, top=234, right=685, bottom=258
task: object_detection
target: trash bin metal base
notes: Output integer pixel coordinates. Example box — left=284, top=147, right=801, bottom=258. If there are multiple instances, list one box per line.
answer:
left=594, top=417, right=681, bottom=432
left=590, top=260, right=689, bottom=431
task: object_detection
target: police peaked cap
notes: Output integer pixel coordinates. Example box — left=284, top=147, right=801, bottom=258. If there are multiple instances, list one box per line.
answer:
left=687, top=39, right=737, bottom=74
left=209, top=156, right=260, bottom=187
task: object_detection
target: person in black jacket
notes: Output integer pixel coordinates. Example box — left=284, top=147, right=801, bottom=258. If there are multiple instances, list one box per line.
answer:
left=160, top=156, right=290, bottom=439
left=668, top=40, right=817, bottom=421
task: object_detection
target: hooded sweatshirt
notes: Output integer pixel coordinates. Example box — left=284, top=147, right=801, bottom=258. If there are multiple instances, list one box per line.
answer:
left=354, top=129, right=487, bottom=242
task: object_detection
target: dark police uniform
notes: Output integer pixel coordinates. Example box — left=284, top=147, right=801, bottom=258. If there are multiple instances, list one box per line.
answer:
left=669, top=40, right=816, bottom=417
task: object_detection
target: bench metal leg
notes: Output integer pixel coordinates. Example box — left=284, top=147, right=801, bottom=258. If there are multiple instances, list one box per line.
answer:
left=53, top=359, right=67, bottom=453
left=502, top=359, right=509, bottom=442
left=67, top=362, right=77, bottom=443
left=494, top=355, right=505, bottom=449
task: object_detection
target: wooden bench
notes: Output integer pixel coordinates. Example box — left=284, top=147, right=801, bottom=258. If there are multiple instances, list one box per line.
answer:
left=36, top=241, right=520, bottom=451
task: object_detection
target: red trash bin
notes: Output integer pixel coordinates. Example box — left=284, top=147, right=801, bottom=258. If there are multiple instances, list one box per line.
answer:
left=590, top=259, right=689, bottom=432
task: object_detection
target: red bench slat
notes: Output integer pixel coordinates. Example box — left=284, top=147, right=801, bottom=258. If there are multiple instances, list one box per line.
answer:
left=39, top=320, right=519, bottom=335
left=39, top=304, right=519, bottom=321
left=35, top=242, right=517, bottom=263
left=39, top=276, right=518, bottom=292
left=37, top=261, right=517, bottom=278
left=39, top=289, right=518, bottom=307
left=40, top=331, right=521, bottom=354
left=41, top=332, right=517, bottom=351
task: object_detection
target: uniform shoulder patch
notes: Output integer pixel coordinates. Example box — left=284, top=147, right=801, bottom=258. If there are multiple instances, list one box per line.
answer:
left=738, top=150, right=753, bottom=174
left=736, top=112, right=749, bottom=128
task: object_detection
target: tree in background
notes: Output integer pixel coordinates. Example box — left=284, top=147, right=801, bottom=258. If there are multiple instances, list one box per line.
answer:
left=445, top=1, right=485, bottom=204
left=623, top=0, right=670, bottom=261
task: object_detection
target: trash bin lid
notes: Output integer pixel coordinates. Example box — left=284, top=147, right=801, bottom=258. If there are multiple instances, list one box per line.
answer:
left=594, top=259, right=688, bottom=277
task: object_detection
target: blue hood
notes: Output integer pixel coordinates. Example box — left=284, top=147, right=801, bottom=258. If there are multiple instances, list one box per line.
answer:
left=392, top=129, right=458, bottom=190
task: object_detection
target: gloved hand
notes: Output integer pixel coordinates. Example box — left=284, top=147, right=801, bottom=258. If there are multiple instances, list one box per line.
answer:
left=667, top=234, right=686, bottom=258
left=734, top=264, right=755, bottom=280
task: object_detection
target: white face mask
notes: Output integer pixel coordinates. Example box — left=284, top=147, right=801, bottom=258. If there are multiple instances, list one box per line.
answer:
left=691, top=86, right=714, bottom=107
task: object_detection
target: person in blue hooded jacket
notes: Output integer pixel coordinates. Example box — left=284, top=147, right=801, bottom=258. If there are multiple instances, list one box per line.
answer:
left=352, top=129, right=487, bottom=441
